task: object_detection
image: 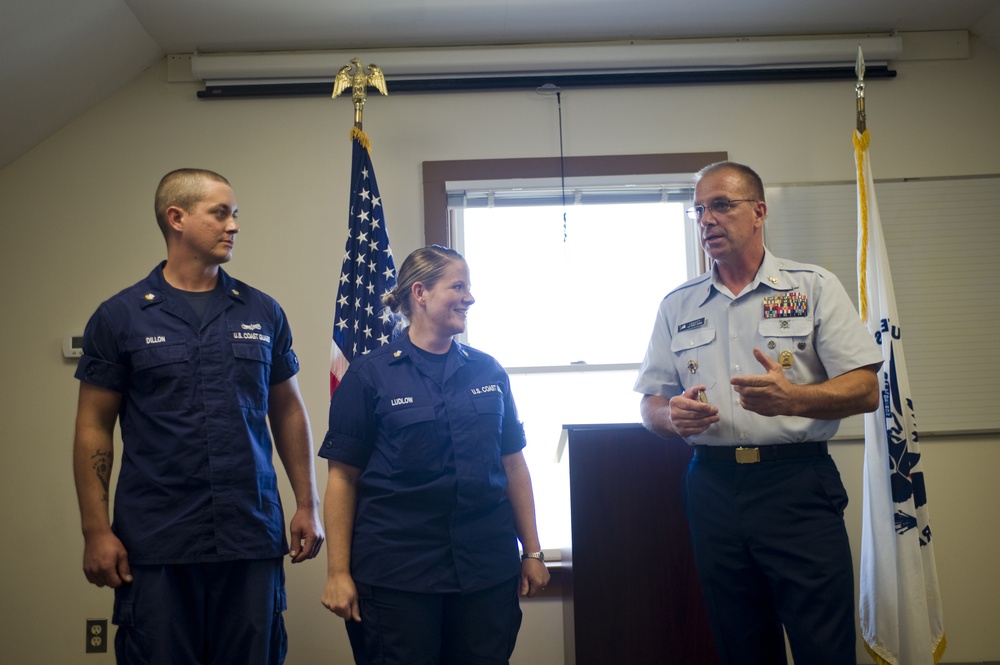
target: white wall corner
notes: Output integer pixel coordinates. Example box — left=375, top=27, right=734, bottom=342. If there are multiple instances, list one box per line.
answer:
left=897, top=30, right=970, bottom=61
left=167, top=53, right=197, bottom=82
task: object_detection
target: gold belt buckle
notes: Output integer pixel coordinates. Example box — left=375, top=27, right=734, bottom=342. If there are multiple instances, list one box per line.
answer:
left=735, top=447, right=760, bottom=464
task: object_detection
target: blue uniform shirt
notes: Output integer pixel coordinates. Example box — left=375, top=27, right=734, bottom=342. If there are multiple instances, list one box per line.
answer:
left=635, top=249, right=883, bottom=446
left=320, top=332, right=526, bottom=593
left=76, top=263, right=300, bottom=564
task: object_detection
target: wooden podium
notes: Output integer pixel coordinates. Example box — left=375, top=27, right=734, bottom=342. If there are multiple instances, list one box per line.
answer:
left=563, top=423, right=718, bottom=665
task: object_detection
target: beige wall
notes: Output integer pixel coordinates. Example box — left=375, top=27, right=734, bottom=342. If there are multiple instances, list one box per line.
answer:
left=1, top=36, right=998, bottom=664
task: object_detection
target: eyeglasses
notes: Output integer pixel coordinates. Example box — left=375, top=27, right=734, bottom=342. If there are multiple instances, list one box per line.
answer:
left=686, top=199, right=759, bottom=221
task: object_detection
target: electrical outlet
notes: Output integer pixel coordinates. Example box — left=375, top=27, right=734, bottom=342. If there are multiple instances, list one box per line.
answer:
left=86, top=618, right=108, bottom=653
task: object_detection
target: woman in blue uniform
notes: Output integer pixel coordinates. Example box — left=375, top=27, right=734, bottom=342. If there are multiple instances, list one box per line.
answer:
left=320, top=245, right=549, bottom=665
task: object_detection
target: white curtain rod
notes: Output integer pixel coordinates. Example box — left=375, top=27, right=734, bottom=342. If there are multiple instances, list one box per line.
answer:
left=190, top=33, right=903, bottom=84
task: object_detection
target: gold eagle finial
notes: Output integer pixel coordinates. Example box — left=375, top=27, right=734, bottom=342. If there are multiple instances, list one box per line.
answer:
left=332, top=58, right=388, bottom=128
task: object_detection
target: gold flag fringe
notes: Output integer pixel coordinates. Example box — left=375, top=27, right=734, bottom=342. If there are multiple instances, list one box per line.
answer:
left=854, top=128, right=871, bottom=324
left=864, top=633, right=947, bottom=665
left=351, top=126, right=372, bottom=154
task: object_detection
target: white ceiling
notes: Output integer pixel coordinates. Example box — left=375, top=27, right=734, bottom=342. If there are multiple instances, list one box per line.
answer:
left=2, top=0, right=1000, bottom=170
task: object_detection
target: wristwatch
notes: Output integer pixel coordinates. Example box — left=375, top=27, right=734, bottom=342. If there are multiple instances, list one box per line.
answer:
left=521, top=550, right=545, bottom=562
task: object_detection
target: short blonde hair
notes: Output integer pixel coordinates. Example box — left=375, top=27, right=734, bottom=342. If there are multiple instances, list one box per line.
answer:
left=154, top=168, right=230, bottom=238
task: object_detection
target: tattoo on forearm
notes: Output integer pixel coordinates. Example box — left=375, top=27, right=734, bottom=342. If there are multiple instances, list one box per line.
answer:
left=91, top=451, right=111, bottom=502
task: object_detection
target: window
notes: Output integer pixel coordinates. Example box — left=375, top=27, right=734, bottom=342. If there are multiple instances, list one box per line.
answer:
left=458, top=197, right=693, bottom=367
left=422, top=152, right=726, bottom=551
left=764, top=175, right=1000, bottom=436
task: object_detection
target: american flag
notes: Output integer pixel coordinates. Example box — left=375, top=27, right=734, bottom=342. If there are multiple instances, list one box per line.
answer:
left=330, top=127, right=398, bottom=394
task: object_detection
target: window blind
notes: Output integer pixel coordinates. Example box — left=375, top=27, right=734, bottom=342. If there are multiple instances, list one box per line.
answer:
left=765, top=175, right=1000, bottom=436
left=447, top=184, right=694, bottom=209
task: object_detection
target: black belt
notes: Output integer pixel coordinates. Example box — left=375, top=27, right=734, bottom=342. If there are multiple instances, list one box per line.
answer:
left=693, top=441, right=828, bottom=464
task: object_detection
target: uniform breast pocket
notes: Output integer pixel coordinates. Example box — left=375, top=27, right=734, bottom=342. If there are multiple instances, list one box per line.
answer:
left=382, top=405, right=441, bottom=477
left=757, top=318, right=814, bottom=382
left=231, top=342, right=273, bottom=410
left=130, top=343, right=190, bottom=412
left=670, top=327, right=717, bottom=397
left=471, top=392, right=504, bottom=465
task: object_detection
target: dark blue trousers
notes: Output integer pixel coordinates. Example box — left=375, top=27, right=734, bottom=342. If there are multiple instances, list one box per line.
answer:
left=113, top=558, right=287, bottom=665
left=346, top=576, right=522, bottom=665
left=683, top=454, right=856, bottom=665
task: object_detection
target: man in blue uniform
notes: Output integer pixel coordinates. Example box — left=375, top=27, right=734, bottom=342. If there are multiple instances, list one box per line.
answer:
left=72, top=168, right=324, bottom=664
left=635, top=161, right=883, bottom=665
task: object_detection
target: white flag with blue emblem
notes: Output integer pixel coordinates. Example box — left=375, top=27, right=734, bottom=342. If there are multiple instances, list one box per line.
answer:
left=855, top=128, right=946, bottom=665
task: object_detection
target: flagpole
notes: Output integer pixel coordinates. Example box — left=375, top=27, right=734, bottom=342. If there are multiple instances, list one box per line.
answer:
left=855, top=46, right=866, bottom=134
left=855, top=46, right=869, bottom=321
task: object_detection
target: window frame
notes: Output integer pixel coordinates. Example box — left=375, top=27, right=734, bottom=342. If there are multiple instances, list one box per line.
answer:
left=422, top=152, right=727, bottom=246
